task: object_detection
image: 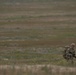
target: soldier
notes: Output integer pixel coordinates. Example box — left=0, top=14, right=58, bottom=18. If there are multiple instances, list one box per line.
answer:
left=69, top=43, right=76, bottom=58
left=63, top=43, right=76, bottom=63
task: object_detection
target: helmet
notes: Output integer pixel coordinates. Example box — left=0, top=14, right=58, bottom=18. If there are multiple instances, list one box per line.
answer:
left=71, top=43, right=75, bottom=46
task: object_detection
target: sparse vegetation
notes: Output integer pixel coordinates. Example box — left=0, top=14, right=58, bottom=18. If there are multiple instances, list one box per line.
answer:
left=0, top=0, right=76, bottom=75
left=0, top=65, right=76, bottom=75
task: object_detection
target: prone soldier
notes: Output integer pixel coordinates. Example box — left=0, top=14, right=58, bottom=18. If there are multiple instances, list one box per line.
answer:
left=69, top=43, right=76, bottom=58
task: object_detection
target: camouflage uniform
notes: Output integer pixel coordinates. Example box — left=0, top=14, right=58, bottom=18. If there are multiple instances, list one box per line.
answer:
left=68, top=43, right=76, bottom=58
left=63, top=43, right=76, bottom=59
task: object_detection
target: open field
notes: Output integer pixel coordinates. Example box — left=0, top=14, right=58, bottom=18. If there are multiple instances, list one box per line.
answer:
left=0, top=64, right=76, bottom=75
left=0, top=0, right=76, bottom=74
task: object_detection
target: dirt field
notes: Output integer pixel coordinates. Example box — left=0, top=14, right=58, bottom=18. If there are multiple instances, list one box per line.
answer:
left=0, top=0, right=76, bottom=75
left=0, top=0, right=76, bottom=68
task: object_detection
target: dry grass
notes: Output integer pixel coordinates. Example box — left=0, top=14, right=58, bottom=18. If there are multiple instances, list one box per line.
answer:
left=0, top=0, right=76, bottom=64
left=0, top=64, right=76, bottom=75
